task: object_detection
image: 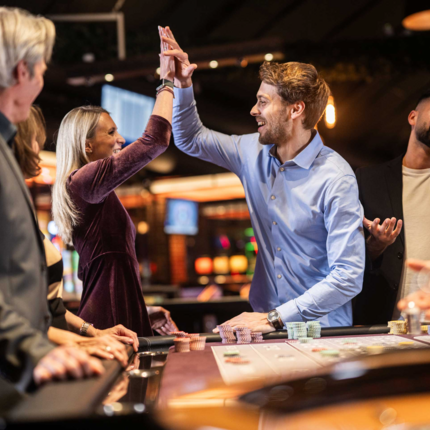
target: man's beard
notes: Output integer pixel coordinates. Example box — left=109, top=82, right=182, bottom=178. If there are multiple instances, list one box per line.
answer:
left=258, top=119, right=288, bottom=146
left=416, top=122, right=430, bottom=148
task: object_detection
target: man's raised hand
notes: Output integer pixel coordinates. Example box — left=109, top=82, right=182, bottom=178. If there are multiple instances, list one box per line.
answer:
left=160, top=26, right=197, bottom=88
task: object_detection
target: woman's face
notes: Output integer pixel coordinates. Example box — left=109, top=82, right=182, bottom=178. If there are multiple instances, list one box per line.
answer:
left=86, top=113, right=125, bottom=162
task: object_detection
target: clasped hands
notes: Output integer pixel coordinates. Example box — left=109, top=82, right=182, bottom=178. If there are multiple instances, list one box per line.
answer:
left=158, top=26, right=197, bottom=87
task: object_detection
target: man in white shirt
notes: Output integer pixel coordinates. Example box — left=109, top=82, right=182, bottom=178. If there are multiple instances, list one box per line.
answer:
left=354, top=89, right=430, bottom=324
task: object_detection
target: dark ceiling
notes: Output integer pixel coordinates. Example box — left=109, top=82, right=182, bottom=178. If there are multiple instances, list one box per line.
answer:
left=6, top=0, right=430, bottom=180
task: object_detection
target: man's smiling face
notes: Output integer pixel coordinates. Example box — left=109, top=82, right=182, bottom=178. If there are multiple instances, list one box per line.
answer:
left=250, top=81, right=289, bottom=146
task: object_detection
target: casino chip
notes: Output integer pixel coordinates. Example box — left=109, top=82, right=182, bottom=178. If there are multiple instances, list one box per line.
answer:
left=223, top=351, right=240, bottom=357
left=174, top=337, right=190, bottom=353
left=366, top=345, right=384, bottom=354
left=190, top=336, right=206, bottom=351
left=225, top=357, right=250, bottom=364
left=320, top=349, right=340, bottom=357
left=388, top=320, right=407, bottom=334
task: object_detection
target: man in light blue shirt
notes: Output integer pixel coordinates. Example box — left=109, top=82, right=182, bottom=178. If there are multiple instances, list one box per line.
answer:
left=162, top=28, right=365, bottom=330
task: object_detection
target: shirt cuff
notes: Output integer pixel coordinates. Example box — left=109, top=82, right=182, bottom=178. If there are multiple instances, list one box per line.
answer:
left=173, top=85, right=194, bottom=107
left=276, top=300, right=304, bottom=325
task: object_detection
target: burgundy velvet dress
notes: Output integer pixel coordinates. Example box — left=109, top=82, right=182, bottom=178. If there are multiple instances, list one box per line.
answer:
left=67, top=115, right=171, bottom=336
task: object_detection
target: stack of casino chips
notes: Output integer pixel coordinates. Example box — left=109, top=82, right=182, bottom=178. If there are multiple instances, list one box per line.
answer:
left=185, top=333, right=200, bottom=340
left=286, top=323, right=295, bottom=339
left=236, top=327, right=252, bottom=344
left=251, top=332, right=264, bottom=343
left=299, top=337, right=313, bottom=343
left=218, top=325, right=236, bottom=344
left=190, top=336, right=207, bottom=351
left=174, top=337, right=190, bottom=353
left=307, top=321, right=322, bottom=338
left=388, top=320, right=408, bottom=334
left=291, top=322, right=307, bottom=339
left=170, top=331, right=187, bottom=338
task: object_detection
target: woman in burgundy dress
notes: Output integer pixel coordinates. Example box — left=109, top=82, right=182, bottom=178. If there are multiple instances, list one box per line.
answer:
left=52, top=29, right=180, bottom=336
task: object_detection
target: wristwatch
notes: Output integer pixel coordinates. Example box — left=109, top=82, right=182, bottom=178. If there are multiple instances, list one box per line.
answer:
left=267, top=309, right=284, bottom=330
left=79, top=321, right=93, bottom=336
left=156, top=79, right=174, bottom=91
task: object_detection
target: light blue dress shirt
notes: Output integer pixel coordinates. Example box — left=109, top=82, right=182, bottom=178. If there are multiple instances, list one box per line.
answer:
left=173, top=86, right=365, bottom=327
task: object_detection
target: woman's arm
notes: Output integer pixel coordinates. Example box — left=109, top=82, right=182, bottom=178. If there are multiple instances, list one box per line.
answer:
left=68, top=31, right=175, bottom=204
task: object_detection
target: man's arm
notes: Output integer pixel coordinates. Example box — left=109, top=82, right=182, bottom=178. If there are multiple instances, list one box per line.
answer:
left=162, top=26, right=245, bottom=176
left=173, top=86, right=245, bottom=176
left=276, top=175, right=366, bottom=322
left=0, top=288, right=55, bottom=390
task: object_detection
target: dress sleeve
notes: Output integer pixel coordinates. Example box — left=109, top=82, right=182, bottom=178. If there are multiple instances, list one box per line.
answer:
left=68, top=115, right=171, bottom=204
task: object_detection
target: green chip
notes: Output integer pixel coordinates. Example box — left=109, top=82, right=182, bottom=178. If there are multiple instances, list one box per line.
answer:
left=320, top=349, right=340, bottom=357
left=223, top=351, right=240, bottom=357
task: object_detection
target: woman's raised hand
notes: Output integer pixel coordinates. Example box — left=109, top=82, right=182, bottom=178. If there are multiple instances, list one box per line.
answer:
left=158, top=26, right=175, bottom=81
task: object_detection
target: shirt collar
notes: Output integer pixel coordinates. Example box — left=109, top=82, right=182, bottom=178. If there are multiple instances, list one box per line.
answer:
left=269, top=130, right=324, bottom=170
left=0, top=110, right=17, bottom=148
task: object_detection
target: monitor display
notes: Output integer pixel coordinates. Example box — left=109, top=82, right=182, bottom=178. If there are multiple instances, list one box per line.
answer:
left=101, top=84, right=155, bottom=145
left=165, top=199, right=199, bottom=235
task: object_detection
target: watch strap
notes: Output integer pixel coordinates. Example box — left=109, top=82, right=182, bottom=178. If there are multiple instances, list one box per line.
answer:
left=156, top=79, right=174, bottom=91
left=267, top=309, right=283, bottom=330
left=79, top=321, right=93, bottom=336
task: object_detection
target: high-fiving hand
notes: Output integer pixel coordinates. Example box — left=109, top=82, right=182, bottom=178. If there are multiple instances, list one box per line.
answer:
left=158, top=26, right=175, bottom=81
left=159, top=26, right=197, bottom=88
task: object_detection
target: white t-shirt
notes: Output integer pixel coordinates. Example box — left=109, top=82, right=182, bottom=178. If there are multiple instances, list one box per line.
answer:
left=398, top=165, right=430, bottom=302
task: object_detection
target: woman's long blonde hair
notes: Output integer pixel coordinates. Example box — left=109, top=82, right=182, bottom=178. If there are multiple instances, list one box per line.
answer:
left=52, top=106, right=108, bottom=245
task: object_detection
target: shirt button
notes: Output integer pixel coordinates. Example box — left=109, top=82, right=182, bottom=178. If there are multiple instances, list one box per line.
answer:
left=280, top=167, right=285, bottom=172
left=271, top=195, right=276, bottom=200
left=277, top=247, right=281, bottom=251
left=273, top=221, right=277, bottom=225
left=277, top=274, right=282, bottom=279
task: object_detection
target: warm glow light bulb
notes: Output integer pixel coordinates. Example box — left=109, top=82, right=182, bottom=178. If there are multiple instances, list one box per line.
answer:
left=264, top=53, right=274, bottom=61
left=325, top=96, right=336, bottom=129
left=105, top=74, right=114, bottom=82
left=156, top=67, right=161, bottom=75
left=209, top=60, right=218, bottom=69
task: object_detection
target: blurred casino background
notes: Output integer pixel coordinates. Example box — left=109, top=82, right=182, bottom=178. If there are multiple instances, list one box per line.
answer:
left=6, top=0, right=430, bottom=331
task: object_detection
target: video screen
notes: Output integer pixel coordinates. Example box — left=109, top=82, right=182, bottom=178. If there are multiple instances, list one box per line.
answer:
left=101, top=84, right=155, bottom=145
left=164, top=199, right=199, bottom=235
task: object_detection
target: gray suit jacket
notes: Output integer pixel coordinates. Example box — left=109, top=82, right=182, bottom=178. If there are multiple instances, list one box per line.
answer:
left=0, top=134, right=54, bottom=392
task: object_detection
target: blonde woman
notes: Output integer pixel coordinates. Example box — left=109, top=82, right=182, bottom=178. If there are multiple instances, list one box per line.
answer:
left=52, top=29, right=178, bottom=337
left=14, top=105, right=136, bottom=365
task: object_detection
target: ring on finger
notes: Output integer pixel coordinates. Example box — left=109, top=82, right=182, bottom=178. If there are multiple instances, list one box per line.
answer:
left=105, top=346, right=112, bottom=352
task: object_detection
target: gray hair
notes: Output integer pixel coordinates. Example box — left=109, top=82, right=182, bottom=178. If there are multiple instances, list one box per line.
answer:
left=52, top=106, right=108, bottom=245
left=0, top=7, right=55, bottom=88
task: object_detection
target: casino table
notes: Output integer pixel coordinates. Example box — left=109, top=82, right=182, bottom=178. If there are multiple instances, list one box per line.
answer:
left=6, top=324, right=430, bottom=429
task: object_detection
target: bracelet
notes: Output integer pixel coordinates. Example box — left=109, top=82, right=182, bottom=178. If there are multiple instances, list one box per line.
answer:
left=79, top=321, right=93, bottom=336
left=156, top=86, right=175, bottom=98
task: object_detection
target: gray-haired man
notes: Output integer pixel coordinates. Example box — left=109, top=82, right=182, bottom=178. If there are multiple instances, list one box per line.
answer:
left=0, top=7, right=103, bottom=397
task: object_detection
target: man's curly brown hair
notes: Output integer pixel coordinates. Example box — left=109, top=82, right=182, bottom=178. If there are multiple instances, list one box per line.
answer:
left=259, top=61, right=330, bottom=130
